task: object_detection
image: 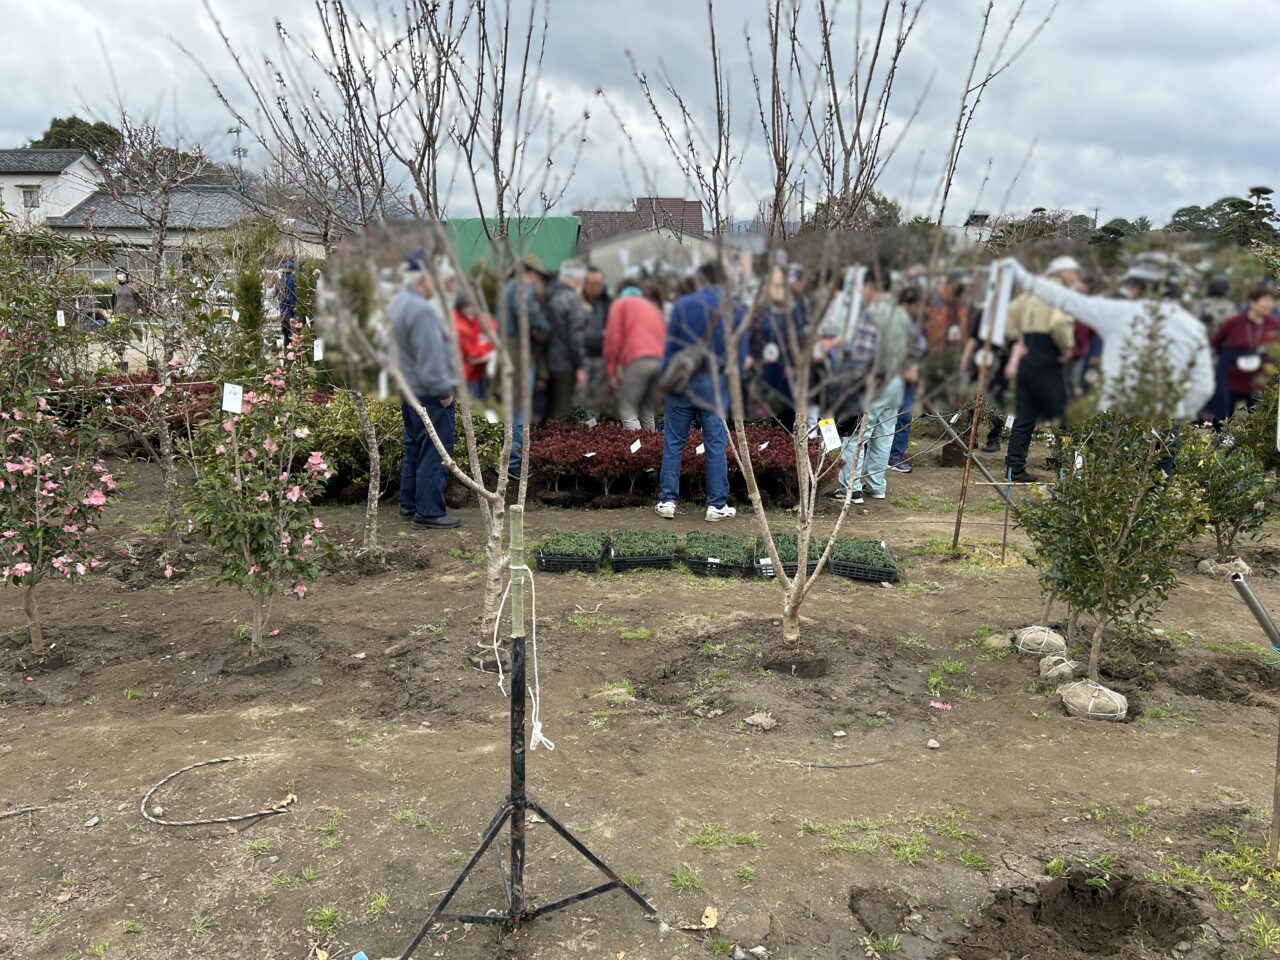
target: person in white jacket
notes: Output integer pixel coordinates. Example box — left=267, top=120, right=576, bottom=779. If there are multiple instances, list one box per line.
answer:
left=1000, top=259, right=1214, bottom=421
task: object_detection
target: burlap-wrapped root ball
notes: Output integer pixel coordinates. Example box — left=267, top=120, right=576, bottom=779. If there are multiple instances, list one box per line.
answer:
left=1059, top=679, right=1127, bottom=721
left=1039, top=655, right=1078, bottom=683
left=1014, top=625, right=1067, bottom=658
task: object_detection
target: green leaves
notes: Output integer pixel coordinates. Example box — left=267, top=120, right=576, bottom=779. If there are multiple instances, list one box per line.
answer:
left=830, top=538, right=896, bottom=570
left=611, top=530, right=677, bottom=559
left=1177, top=429, right=1277, bottom=561
left=538, top=531, right=607, bottom=559
left=684, top=532, right=751, bottom=567
left=755, top=533, right=825, bottom=565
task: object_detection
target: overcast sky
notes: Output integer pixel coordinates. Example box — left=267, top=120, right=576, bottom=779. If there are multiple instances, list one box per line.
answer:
left=3, top=0, right=1277, bottom=226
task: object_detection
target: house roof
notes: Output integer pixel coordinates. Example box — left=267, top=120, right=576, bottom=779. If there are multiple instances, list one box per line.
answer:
left=47, top=184, right=298, bottom=233
left=0, top=148, right=92, bottom=175
left=575, top=197, right=704, bottom=243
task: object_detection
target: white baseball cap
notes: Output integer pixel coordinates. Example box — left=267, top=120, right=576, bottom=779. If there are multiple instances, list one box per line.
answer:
left=1045, top=256, right=1082, bottom=277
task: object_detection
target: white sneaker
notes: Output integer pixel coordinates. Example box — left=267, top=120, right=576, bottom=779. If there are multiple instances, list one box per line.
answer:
left=850, top=491, right=865, bottom=505
left=655, top=501, right=676, bottom=519
left=705, top=505, right=737, bottom=522
left=871, top=492, right=886, bottom=500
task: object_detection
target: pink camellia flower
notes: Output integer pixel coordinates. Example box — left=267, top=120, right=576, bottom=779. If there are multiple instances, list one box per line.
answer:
left=151, top=384, right=166, bottom=397
left=262, top=436, right=278, bottom=453
left=187, top=519, right=195, bottom=534
left=5, top=462, right=20, bottom=474
left=312, top=517, right=324, bottom=531
left=101, top=473, right=117, bottom=491
left=215, top=444, right=226, bottom=455
left=83, top=489, right=107, bottom=508
left=929, top=700, right=953, bottom=711
left=285, top=485, right=302, bottom=502
left=223, top=420, right=235, bottom=432
left=11, top=562, right=31, bottom=576
left=168, top=357, right=180, bottom=369
left=164, top=565, right=174, bottom=579
left=293, top=427, right=310, bottom=439
left=248, top=564, right=261, bottom=574
left=293, top=584, right=307, bottom=598
left=257, top=491, right=270, bottom=502
left=75, top=563, right=87, bottom=576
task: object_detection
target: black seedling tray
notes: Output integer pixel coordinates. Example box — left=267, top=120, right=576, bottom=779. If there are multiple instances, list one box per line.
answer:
left=610, top=549, right=675, bottom=573
left=755, top=558, right=820, bottom=579
left=686, top=557, right=753, bottom=578
left=537, top=540, right=610, bottom=573
left=829, top=559, right=899, bottom=583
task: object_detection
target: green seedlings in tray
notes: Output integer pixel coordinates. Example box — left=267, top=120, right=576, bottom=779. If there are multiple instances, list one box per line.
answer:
left=610, top=530, right=676, bottom=558
left=830, top=538, right=896, bottom=570
left=538, top=531, right=607, bottom=558
left=685, top=531, right=751, bottom=567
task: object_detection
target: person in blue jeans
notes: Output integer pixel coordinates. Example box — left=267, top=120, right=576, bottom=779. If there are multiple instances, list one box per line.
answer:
left=389, top=251, right=461, bottom=529
left=888, top=376, right=916, bottom=472
left=656, top=260, right=748, bottom=522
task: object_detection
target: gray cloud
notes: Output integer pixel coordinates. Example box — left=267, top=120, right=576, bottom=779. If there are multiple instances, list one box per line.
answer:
left=3, top=0, right=1276, bottom=225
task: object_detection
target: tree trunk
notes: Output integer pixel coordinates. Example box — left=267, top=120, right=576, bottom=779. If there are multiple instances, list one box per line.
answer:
left=154, top=407, right=181, bottom=552
left=24, top=583, right=44, bottom=652
left=1040, top=588, right=1056, bottom=626
left=782, top=600, right=801, bottom=649
left=251, top=594, right=273, bottom=659
left=481, top=508, right=507, bottom=640
left=1066, top=607, right=1079, bottom=644
left=353, top=392, right=380, bottom=551
left=1087, top=619, right=1107, bottom=684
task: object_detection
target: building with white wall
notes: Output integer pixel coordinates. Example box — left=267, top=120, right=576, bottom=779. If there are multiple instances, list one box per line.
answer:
left=0, top=149, right=103, bottom=227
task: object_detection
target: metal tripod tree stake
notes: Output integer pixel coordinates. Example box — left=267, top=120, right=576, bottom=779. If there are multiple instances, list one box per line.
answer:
left=396, top=506, right=656, bottom=959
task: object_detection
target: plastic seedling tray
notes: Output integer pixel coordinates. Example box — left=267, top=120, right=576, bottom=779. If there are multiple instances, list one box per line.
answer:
left=610, top=549, right=675, bottom=572
left=686, top=557, right=754, bottom=578
left=536, top=538, right=610, bottom=573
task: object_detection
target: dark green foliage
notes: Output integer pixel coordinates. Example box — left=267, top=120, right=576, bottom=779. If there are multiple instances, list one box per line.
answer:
left=685, top=532, right=751, bottom=567
left=830, top=538, right=896, bottom=569
left=1177, top=430, right=1278, bottom=562
left=611, top=530, right=677, bottom=559
left=29, top=115, right=122, bottom=159
left=232, top=263, right=266, bottom=373
left=756, top=533, right=825, bottom=564
left=539, top=531, right=608, bottom=559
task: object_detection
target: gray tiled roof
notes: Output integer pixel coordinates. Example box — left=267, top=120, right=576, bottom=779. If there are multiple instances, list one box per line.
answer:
left=0, top=149, right=90, bottom=174
left=48, top=185, right=262, bottom=230
left=575, top=196, right=705, bottom=243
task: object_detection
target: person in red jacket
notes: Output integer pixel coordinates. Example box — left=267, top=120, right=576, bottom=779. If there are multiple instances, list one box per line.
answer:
left=452, top=293, right=496, bottom=399
left=603, top=282, right=667, bottom=430
left=1212, top=287, right=1280, bottom=414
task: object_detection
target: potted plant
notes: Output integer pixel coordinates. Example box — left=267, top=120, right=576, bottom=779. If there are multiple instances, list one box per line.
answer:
left=610, top=530, right=678, bottom=572
left=829, top=538, right=898, bottom=583
left=535, top=530, right=609, bottom=573
left=684, top=531, right=753, bottom=578
left=755, top=533, right=825, bottom=579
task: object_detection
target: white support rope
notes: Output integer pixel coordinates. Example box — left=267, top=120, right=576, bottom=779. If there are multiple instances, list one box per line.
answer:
left=489, top=563, right=554, bottom=752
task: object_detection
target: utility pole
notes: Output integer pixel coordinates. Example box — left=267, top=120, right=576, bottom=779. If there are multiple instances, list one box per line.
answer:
left=228, top=125, right=247, bottom=192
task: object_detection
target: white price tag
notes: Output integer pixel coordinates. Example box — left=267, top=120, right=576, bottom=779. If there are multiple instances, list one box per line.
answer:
left=484, top=408, right=499, bottom=424
left=221, top=383, right=244, bottom=414
left=629, top=439, right=642, bottom=453
left=313, top=338, right=324, bottom=361
left=231, top=309, right=240, bottom=322
left=818, top=417, right=841, bottom=454
left=585, top=417, right=597, bottom=429
left=584, top=451, right=597, bottom=458
left=695, top=443, right=705, bottom=456
left=1005, top=414, right=1015, bottom=430
left=1074, top=452, right=1084, bottom=473
left=950, top=413, right=960, bottom=424
left=758, top=441, right=769, bottom=451
left=276, top=338, right=285, bottom=349
left=706, top=557, right=721, bottom=565
left=56, top=309, right=65, bottom=328
left=378, top=369, right=389, bottom=400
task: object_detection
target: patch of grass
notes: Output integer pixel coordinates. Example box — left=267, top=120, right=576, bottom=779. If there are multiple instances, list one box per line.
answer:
left=118, top=919, right=142, bottom=934
left=940, top=658, right=967, bottom=675
left=620, top=872, right=642, bottom=889
left=1246, top=911, right=1280, bottom=951
left=191, top=913, right=215, bottom=937
left=734, top=862, right=757, bottom=884
left=1139, top=702, right=1191, bottom=724
left=448, top=546, right=484, bottom=565
left=89, top=943, right=109, bottom=958
left=669, top=863, right=704, bottom=892
left=860, top=933, right=902, bottom=955
left=595, top=679, right=636, bottom=706
left=709, top=937, right=733, bottom=956
left=891, top=494, right=924, bottom=510
left=123, top=688, right=141, bottom=701
left=959, top=850, right=990, bottom=872
left=1082, top=853, right=1120, bottom=891
left=392, top=809, right=444, bottom=835
left=272, top=873, right=298, bottom=887
left=619, top=627, right=651, bottom=641
left=688, top=822, right=728, bottom=851
left=729, top=831, right=763, bottom=848
left=884, top=832, right=930, bottom=866
left=299, top=866, right=320, bottom=883
left=306, top=904, right=340, bottom=937
left=247, top=838, right=271, bottom=857
left=366, top=891, right=390, bottom=919
left=699, top=639, right=726, bottom=657
left=926, top=671, right=945, bottom=697
left=972, top=625, right=999, bottom=642
left=30, top=911, right=58, bottom=934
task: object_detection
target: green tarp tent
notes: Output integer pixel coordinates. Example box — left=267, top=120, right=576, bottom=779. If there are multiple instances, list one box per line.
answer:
left=444, top=217, right=581, bottom=274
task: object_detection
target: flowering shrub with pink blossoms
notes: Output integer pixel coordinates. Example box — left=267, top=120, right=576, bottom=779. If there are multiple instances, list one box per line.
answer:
left=187, top=352, right=339, bottom=655
left=0, top=394, right=115, bottom=650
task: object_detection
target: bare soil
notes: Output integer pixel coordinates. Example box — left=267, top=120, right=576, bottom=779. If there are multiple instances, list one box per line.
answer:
left=2, top=448, right=1279, bottom=960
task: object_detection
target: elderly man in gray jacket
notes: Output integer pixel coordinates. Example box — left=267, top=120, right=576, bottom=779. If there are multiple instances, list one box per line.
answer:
left=390, top=251, right=461, bottom=530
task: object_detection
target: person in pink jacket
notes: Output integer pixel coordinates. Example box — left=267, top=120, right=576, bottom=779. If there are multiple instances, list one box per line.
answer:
left=603, top=282, right=667, bottom=430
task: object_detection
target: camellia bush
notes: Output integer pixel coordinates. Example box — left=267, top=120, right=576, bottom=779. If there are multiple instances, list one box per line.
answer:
left=1177, top=429, right=1277, bottom=563
left=1015, top=412, right=1207, bottom=683
left=187, top=353, right=338, bottom=656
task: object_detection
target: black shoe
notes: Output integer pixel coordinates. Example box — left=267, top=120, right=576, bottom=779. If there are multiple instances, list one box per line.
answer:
left=981, top=441, right=1000, bottom=454
left=398, top=507, right=415, bottom=521
left=1009, top=470, right=1040, bottom=484
left=412, top=514, right=461, bottom=529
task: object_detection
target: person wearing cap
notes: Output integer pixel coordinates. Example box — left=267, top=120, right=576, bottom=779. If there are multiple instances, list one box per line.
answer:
left=389, top=250, right=461, bottom=530
left=1001, top=256, right=1080, bottom=483
left=1212, top=287, right=1280, bottom=415
left=603, top=281, right=666, bottom=430
left=277, top=258, right=298, bottom=343
left=1001, top=257, right=1214, bottom=424
left=501, top=254, right=552, bottom=478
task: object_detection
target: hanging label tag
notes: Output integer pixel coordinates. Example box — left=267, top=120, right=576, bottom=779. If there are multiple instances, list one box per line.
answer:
left=629, top=439, right=642, bottom=453
left=696, top=443, right=705, bottom=456
left=706, top=556, right=721, bottom=565
left=313, top=338, right=324, bottom=361
left=950, top=412, right=960, bottom=424
left=585, top=417, right=597, bottom=429
left=1074, top=452, right=1084, bottom=473
left=762, top=342, right=781, bottom=364
left=584, top=451, right=597, bottom=458
left=1005, top=414, right=1015, bottom=430
left=231, top=309, right=240, bottom=322
left=378, top=369, right=389, bottom=400
left=56, top=310, right=65, bottom=328
left=221, top=383, right=243, bottom=414
left=818, top=417, right=841, bottom=453
left=758, top=441, right=769, bottom=451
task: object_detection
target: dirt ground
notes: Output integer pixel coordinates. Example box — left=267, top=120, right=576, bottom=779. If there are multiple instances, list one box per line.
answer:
left=4, top=444, right=1280, bottom=960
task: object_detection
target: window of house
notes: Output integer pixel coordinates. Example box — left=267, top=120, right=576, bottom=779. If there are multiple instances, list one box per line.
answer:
left=20, top=186, right=40, bottom=209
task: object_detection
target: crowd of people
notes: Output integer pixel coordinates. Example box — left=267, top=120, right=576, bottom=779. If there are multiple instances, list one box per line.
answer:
left=390, top=247, right=1278, bottom=529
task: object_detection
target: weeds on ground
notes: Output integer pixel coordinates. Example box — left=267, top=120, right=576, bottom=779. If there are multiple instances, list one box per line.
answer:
left=669, top=864, right=704, bottom=892
left=306, top=904, right=340, bottom=937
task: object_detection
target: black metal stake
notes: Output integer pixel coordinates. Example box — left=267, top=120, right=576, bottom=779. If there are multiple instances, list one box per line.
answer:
left=397, top=508, right=656, bottom=960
